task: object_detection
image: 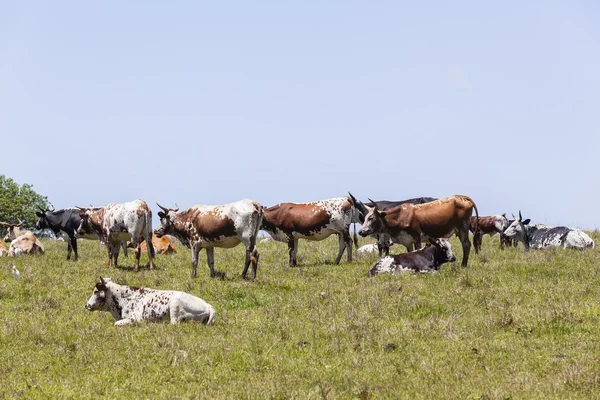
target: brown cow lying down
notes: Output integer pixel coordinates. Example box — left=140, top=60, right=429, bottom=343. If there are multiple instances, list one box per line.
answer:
left=128, top=234, right=176, bottom=255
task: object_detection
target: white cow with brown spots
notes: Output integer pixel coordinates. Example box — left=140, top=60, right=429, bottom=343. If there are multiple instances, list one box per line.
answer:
left=1, top=220, right=45, bottom=256
left=155, top=199, right=264, bottom=279
left=85, top=277, right=215, bottom=326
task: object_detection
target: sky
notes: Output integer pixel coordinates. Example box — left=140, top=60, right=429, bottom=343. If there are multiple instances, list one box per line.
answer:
left=1, top=1, right=599, bottom=229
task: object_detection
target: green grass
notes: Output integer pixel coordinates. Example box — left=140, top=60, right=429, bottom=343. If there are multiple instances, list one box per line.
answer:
left=1, top=233, right=600, bottom=399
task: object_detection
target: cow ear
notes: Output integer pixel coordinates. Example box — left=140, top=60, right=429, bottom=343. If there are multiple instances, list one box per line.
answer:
left=522, top=219, right=531, bottom=225
left=379, top=211, right=387, bottom=218
left=36, top=212, right=43, bottom=217
left=158, top=211, right=166, bottom=218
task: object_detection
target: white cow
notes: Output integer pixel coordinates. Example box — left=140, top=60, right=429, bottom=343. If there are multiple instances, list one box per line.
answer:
left=85, top=277, right=215, bottom=326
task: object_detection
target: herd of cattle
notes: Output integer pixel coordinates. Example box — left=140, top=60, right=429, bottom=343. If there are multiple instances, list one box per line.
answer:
left=2, top=193, right=595, bottom=326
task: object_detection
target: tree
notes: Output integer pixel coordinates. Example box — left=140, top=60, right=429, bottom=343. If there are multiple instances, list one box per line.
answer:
left=0, top=175, right=49, bottom=231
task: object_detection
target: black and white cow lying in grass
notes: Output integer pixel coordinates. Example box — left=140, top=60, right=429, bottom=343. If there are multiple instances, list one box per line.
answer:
left=86, top=278, right=215, bottom=326
left=502, top=212, right=594, bottom=251
left=368, top=239, right=456, bottom=276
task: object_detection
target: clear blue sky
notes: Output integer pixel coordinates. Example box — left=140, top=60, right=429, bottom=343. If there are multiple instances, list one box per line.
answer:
left=1, top=1, right=599, bottom=229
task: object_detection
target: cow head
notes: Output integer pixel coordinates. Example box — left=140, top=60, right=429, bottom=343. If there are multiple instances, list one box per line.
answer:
left=502, top=211, right=531, bottom=249
left=86, top=277, right=110, bottom=311
left=154, top=203, right=180, bottom=237
left=358, top=199, right=386, bottom=237
left=430, top=238, right=456, bottom=263
left=1, top=219, right=24, bottom=242
left=35, top=204, right=55, bottom=230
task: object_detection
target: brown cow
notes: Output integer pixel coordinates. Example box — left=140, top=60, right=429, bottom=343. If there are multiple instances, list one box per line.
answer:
left=469, top=214, right=510, bottom=252
left=128, top=234, right=176, bottom=255
left=261, top=196, right=358, bottom=267
left=358, top=195, right=478, bottom=267
left=1, top=220, right=45, bottom=256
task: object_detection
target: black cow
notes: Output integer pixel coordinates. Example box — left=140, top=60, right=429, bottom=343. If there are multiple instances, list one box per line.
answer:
left=35, top=206, right=128, bottom=261
left=368, top=239, right=456, bottom=276
left=349, top=193, right=437, bottom=256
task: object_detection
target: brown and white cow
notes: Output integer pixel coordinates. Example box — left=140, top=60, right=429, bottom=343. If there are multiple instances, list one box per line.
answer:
left=76, top=200, right=155, bottom=271
left=469, top=214, right=510, bottom=252
left=154, top=199, right=263, bottom=279
left=128, top=234, right=176, bottom=255
left=1, top=220, right=45, bottom=256
left=261, top=196, right=358, bottom=267
left=358, top=195, right=478, bottom=267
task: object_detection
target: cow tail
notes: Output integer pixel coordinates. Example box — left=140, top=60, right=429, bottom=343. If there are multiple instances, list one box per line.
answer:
left=347, top=195, right=359, bottom=248
left=206, top=306, right=216, bottom=325
left=145, top=210, right=155, bottom=258
left=473, top=201, right=479, bottom=234
left=253, top=203, right=264, bottom=245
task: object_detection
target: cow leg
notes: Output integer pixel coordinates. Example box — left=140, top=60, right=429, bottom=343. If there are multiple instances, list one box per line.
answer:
left=67, top=240, right=73, bottom=261
left=335, top=234, right=345, bottom=264
left=345, top=230, right=353, bottom=262
left=133, top=244, right=141, bottom=272
left=206, top=247, right=216, bottom=278
left=191, top=244, right=201, bottom=278
left=107, top=246, right=113, bottom=268
left=242, top=237, right=259, bottom=280
left=122, top=242, right=128, bottom=257
left=473, top=231, right=482, bottom=254
left=111, top=243, right=121, bottom=268
left=71, top=235, right=79, bottom=261
left=456, top=226, right=471, bottom=267
left=287, top=237, right=298, bottom=267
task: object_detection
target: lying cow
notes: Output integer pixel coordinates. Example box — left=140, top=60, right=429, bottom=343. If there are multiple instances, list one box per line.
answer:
left=155, top=199, right=263, bottom=279
left=369, top=239, right=456, bottom=276
left=358, top=195, right=478, bottom=267
left=261, top=196, right=357, bottom=267
left=350, top=193, right=437, bottom=256
left=35, top=206, right=128, bottom=260
left=469, top=213, right=510, bottom=252
left=1, top=220, right=45, bottom=256
left=502, top=211, right=595, bottom=251
left=77, top=200, right=155, bottom=271
left=127, top=234, right=176, bottom=255
left=85, top=277, right=215, bottom=326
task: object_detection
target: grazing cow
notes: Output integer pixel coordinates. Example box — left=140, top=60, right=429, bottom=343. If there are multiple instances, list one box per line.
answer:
left=155, top=199, right=263, bottom=279
left=358, top=195, right=478, bottom=267
left=128, top=234, right=176, bottom=255
left=369, top=239, right=456, bottom=276
left=350, top=193, right=437, bottom=256
left=35, top=206, right=128, bottom=260
left=502, top=211, right=595, bottom=251
left=76, top=200, right=155, bottom=271
left=86, top=277, right=215, bottom=326
left=261, top=196, right=357, bottom=267
left=1, top=220, right=45, bottom=255
left=469, top=213, right=510, bottom=252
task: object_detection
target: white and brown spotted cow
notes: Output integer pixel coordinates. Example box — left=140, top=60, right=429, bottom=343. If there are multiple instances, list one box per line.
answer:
left=155, top=199, right=264, bottom=279
left=1, top=220, right=45, bottom=256
left=76, top=200, right=155, bottom=271
left=261, top=196, right=358, bottom=267
left=85, top=277, right=215, bottom=326
left=469, top=214, right=510, bottom=252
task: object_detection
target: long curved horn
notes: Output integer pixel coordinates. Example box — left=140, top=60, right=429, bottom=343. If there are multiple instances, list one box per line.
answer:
left=173, top=203, right=179, bottom=212
left=100, top=276, right=106, bottom=285
left=0, top=221, right=9, bottom=226
left=367, top=198, right=379, bottom=211
left=17, top=218, right=23, bottom=227
left=518, top=210, right=523, bottom=221
left=156, top=202, right=169, bottom=213
left=75, top=206, right=88, bottom=211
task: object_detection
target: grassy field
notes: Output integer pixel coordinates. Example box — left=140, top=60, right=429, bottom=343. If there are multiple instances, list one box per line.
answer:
left=1, top=232, right=600, bottom=399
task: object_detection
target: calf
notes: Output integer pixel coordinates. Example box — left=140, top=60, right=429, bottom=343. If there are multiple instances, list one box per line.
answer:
left=261, top=196, right=357, bottom=267
left=128, top=234, right=176, bottom=255
left=350, top=193, right=437, bottom=256
left=358, top=195, right=478, bottom=267
left=85, top=277, right=215, bottom=326
left=76, top=200, right=155, bottom=271
left=469, top=214, right=510, bottom=252
left=35, top=206, right=128, bottom=260
left=502, top=211, right=595, bottom=251
left=1, top=220, right=45, bottom=255
left=155, top=199, right=263, bottom=279
left=369, top=239, right=456, bottom=276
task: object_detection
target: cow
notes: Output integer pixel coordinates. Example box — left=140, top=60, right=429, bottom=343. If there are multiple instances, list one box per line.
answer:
left=369, top=239, right=456, bottom=276
left=76, top=200, right=155, bottom=271
left=469, top=213, right=510, bottom=252
left=155, top=199, right=263, bottom=279
left=502, top=211, right=595, bottom=251
left=85, top=277, right=215, bottom=326
left=357, top=243, right=379, bottom=254
left=358, top=195, right=478, bottom=267
left=1, top=220, right=45, bottom=255
left=349, top=193, right=437, bottom=256
left=127, top=234, right=176, bottom=255
left=261, top=196, right=357, bottom=267
left=0, top=243, right=7, bottom=257
left=35, top=206, right=128, bottom=261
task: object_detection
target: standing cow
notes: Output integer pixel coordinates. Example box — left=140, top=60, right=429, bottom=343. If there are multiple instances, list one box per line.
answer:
left=1, top=220, right=45, bottom=256
left=261, top=196, right=357, bottom=267
left=350, top=193, right=436, bottom=255
left=35, top=206, right=128, bottom=261
left=502, top=211, right=594, bottom=251
left=155, top=199, right=263, bottom=279
left=469, top=213, right=510, bottom=252
left=76, top=200, right=155, bottom=271
left=358, top=195, right=478, bottom=267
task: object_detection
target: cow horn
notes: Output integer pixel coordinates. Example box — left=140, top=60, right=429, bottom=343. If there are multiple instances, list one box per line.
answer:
left=519, top=210, right=523, bottom=221
left=75, top=206, right=87, bottom=211
left=48, top=203, right=55, bottom=212
left=156, top=202, right=169, bottom=213
left=173, top=203, right=179, bottom=212
left=17, top=218, right=23, bottom=227
left=367, top=198, right=378, bottom=211
left=100, top=276, right=106, bottom=285
left=0, top=221, right=8, bottom=226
